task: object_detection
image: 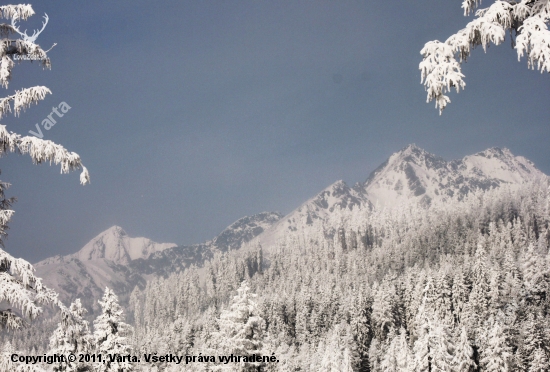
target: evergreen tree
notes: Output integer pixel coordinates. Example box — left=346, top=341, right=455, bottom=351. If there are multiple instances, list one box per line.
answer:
left=452, top=327, right=476, bottom=372
left=368, top=337, right=382, bottom=372
left=0, top=341, right=44, bottom=372
left=349, top=287, right=372, bottom=372
left=480, top=319, right=510, bottom=372
left=372, top=278, right=399, bottom=340
left=319, top=322, right=358, bottom=372
left=431, top=321, right=455, bottom=372
left=0, top=2, right=89, bottom=334
left=529, top=348, right=549, bottom=372
left=210, top=281, right=266, bottom=371
left=380, top=328, right=411, bottom=372
left=93, top=288, right=133, bottom=372
left=49, top=299, right=94, bottom=372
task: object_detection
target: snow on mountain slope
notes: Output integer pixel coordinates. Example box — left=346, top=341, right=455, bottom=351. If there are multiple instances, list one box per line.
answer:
left=71, top=226, right=176, bottom=265
left=254, top=180, right=371, bottom=248
left=35, top=213, right=282, bottom=311
left=36, top=226, right=176, bottom=267
left=34, top=227, right=176, bottom=312
left=360, top=144, right=543, bottom=208
left=211, top=212, right=282, bottom=251
left=34, top=257, right=134, bottom=314
left=34, top=145, right=545, bottom=311
left=253, top=145, right=545, bottom=250
left=125, top=212, right=283, bottom=277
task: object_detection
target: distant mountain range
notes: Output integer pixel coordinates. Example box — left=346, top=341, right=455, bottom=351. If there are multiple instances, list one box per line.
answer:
left=360, top=144, right=540, bottom=208
left=35, top=212, right=281, bottom=313
left=35, top=145, right=545, bottom=312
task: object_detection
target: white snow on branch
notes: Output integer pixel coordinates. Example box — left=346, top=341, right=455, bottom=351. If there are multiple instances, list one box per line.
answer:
left=517, top=13, right=550, bottom=72
left=462, top=0, right=483, bottom=16
left=0, top=125, right=90, bottom=185
left=420, top=41, right=466, bottom=114
left=0, top=5, right=34, bottom=22
left=0, top=86, right=51, bottom=118
left=0, top=40, right=51, bottom=88
left=421, top=0, right=550, bottom=113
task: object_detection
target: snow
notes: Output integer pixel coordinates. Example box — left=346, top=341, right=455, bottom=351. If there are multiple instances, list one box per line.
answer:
left=364, top=145, right=544, bottom=208
left=71, top=226, right=176, bottom=265
left=422, top=0, right=550, bottom=112
left=33, top=145, right=548, bottom=320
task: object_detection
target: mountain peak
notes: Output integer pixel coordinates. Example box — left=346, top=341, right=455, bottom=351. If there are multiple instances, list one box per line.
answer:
left=103, top=225, right=127, bottom=236
left=212, top=212, right=282, bottom=251
left=363, top=146, right=544, bottom=208
left=392, top=144, right=439, bottom=163
left=399, top=143, right=421, bottom=153
left=473, top=147, right=512, bottom=159
left=70, top=226, right=177, bottom=265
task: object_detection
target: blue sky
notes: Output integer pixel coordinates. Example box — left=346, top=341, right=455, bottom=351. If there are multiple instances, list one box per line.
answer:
left=2, top=0, right=549, bottom=262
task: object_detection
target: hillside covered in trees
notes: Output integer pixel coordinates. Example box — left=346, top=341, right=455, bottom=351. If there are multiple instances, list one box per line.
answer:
left=126, top=180, right=550, bottom=371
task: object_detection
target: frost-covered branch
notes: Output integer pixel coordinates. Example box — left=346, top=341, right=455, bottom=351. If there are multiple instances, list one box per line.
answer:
left=0, top=3, right=89, bottom=339
left=0, top=86, right=50, bottom=118
left=0, top=5, right=34, bottom=22
left=0, top=125, right=90, bottom=184
left=0, top=24, right=17, bottom=39
left=0, top=39, right=51, bottom=88
left=421, top=0, right=550, bottom=114
left=0, top=247, right=71, bottom=332
left=0, top=4, right=51, bottom=88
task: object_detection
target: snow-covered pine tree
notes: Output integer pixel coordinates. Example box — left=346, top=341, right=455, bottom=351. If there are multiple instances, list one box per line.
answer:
left=420, top=0, right=550, bottom=114
left=480, top=318, right=511, bottom=372
left=93, top=288, right=133, bottom=372
left=517, top=312, right=549, bottom=372
left=210, top=281, right=266, bottom=371
left=371, top=278, right=399, bottom=340
left=349, top=286, right=372, bottom=372
left=368, top=337, right=382, bottom=372
left=453, top=327, right=476, bottom=372
left=430, top=321, right=455, bottom=372
left=48, top=299, right=94, bottom=372
left=412, top=276, right=456, bottom=372
left=0, top=3, right=89, bottom=335
left=380, top=328, right=412, bottom=372
left=319, top=322, right=358, bottom=372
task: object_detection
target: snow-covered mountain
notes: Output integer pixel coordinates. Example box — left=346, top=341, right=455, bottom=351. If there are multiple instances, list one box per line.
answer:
left=253, top=145, right=544, bottom=249
left=35, top=145, right=545, bottom=312
left=125, top=211, right=283, bottom=277
left=256, top=180, right=371, bottom=248
left=34, top=227, right=176, bottom=313
left=35, top=213, right=282, bottom=312
left=359, top=144, right=541, bottom=208
left=37, top=226, right=177, bottom=267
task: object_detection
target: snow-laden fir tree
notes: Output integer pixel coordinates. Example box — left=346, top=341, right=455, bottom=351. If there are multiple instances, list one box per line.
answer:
left=480, top=318, right=511, bottom=372
left=420, top=0, right=550, bottom=114
left=93, top=288, right=133, bottom=372
left=380, top=328, right=412, bottom=372
left=368, top=338, right=382, bottom=372
left=0, top=3, right=89, bottom=335
left=319, top=322, right=358, bottom=372
left=209, top=281, right=266, bottom=371
left=452, top=327, right=476, bottom=372
left=49, top=299, right=94, bottom=372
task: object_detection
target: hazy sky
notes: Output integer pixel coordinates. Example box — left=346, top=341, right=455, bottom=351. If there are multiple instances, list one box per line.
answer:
left=2, top=0, right=549, bottom=263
